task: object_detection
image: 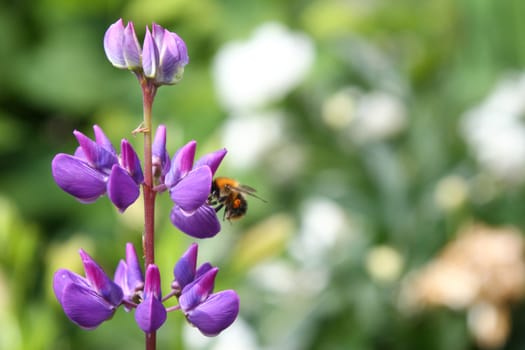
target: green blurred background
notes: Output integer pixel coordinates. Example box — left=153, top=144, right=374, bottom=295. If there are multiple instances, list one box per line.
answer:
left=2, top=0, right=525, bottom=349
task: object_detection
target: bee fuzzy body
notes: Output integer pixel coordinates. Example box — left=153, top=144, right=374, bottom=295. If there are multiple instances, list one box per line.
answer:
left=209, top=177, right=264, bottom=221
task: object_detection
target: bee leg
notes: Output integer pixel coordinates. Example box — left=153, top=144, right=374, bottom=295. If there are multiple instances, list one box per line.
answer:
left=213, top=203, right=224, bottom=213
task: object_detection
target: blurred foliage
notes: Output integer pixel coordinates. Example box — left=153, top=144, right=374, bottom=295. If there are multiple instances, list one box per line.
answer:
left=1, top=0, right=525, bottom=349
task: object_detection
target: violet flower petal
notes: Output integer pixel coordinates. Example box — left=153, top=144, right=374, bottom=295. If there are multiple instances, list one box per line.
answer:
left=60, top=282, right=118, bottom=330
left=179, top=268, right=218, bottom=312
left=194, top=148, right=227, bottom=176
left=195, top=262, right=213, bottom=279
left=161, top=31, right=189, bottom=84
left=120, top=139, right=144, bottom=184
left=135, top=294, right=167, bottom=333
left=103, top=18, right=126, bottom=68
left=124, top=243, right=144, bottom=292
left=173, top=243, right=198, bottom=290
left=93, top=125, right=117, bottom=155
left=156, top=31, right=181, bottom=84
left=165, top=140, right=197, bottom=187
left=80, top=249, right=123, bottom=306
left=170, top=166, right=212, bottom=211
left=135, top=265, right=166, bottom=333
left=170, top=205, right=221, bottom=238
left=51, top=154, right=107, bottom=203
left=123, top=22, right=141, bottom=69
left=114, top=243, right=144, bottom=300
left=107, top=164, right=140, bottom=212
left=74, top=130, right=117, bottom=170
left=53, top=269, right=89, bottom=305
left=152, top=124, right=170, bottom=179
left=142, top=27, right=158, bottom=78
left=186, top=290, right=240, bottom=337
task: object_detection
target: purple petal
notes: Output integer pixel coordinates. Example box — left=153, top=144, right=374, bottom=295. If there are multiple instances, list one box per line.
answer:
left=74, top=130, right=117, bottom=170
left=120, top=139, right=144, bottom=184
left=174, top=32, right=189, bottom=66
left=80, top=249, right=123, bottom=306
left=152, top=125, right=170, bottom=178
left=196, top=262, right=214, bottom=279
left=165, top=140, right=197, bottom=187
left=179, top=268, right=218, bottom=312
left=135, top=293, right=167, bottom=333
left=170, top=205, right=221, bottom=238
left=194, top=148, right=227, bottom=176
left=103, top=18, right=126, bottom=68
left=156, top=31, right=181, bottom=84
left=135, top=265, right=166, bottom=333
left=93, top=125, right=117, bottom=154
left=170, top=166, right=212, bottom=211
left=186, top=290, right=240, bottom=336
left=51, top=154, right=107, bottom=203
left=107, top=164, right=140, bottom=212
left=125, top=243, right=144, bottom=292
left=142, top=27, right=158, bottom=78
left=155, top=31, right=189, bottom=84
left=151, top=23, right=165, bottom=48
left=60, top=282, right=118, bottom=330
left=114, top=260, right=128, bottom=294
left=143, top=265, right=162, bottom=299
left=123, top=22, right=141, bottom=68
left=173, top=243, right=198, bottom=290
left=53, top=269, right=89, bottom=304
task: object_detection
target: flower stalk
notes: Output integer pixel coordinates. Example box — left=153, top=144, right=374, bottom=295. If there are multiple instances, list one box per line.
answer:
left=140, top=78, right=158, bottom=350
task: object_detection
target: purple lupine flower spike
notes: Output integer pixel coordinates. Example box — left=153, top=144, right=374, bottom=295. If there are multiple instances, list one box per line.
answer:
left=53, top=249, right=123, bottom=329
left=135, top=265, right=167, bottom=333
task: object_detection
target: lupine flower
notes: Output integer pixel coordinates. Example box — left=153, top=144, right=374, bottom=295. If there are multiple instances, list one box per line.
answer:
left=172, top=242, right=213, bottom=293
left=164, top=141, right=227, bottom=238
left=103, top=18, right=142, bottom=70
left=104, top=18, right=189, bottom=85
left=114, top=243, right=144, bottom=308
left=53, top=249, right=123, bottom=329
left=135, top=265, right=167, bottom=333
left=174, top=243, right=240, bottom=336
left=143, top=23, right=189, bottom=85
left=51, top=125, right=143, bottom=212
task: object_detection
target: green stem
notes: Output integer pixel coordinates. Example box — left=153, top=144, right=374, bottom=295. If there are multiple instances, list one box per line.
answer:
left=140, top=78, right=158, bottom=350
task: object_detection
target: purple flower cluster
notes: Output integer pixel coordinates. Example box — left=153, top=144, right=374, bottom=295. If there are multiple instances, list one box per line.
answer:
left=104, top=18, right=189, bottom=85
left=52, top=125, right=143, bottom=212
left=54, top=243, right=239, bottom=335
left=51, top=125, right=226, bottom=238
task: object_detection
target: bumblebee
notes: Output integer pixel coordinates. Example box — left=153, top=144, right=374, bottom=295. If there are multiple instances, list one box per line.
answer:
left=209, top=177, right=266, bottom=221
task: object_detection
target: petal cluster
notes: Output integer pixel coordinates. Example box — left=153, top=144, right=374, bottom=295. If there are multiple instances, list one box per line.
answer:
left=53, top=250, right=123, bottom=329
left=165, top=141, right=227, bottom=238
left=174, top=243, right=240, bottom=336
left=104, top=19, right=189, bottom=85
left=53, top=243, right=239, bottom=336
left=51, top=125, right=143, bottom=212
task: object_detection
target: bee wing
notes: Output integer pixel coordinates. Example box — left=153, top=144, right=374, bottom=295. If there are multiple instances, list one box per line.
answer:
left=232, top=184, right=267, bottom=202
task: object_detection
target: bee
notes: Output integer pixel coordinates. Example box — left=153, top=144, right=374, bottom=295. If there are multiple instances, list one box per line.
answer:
left=209, top=177, right=266, bottom=221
